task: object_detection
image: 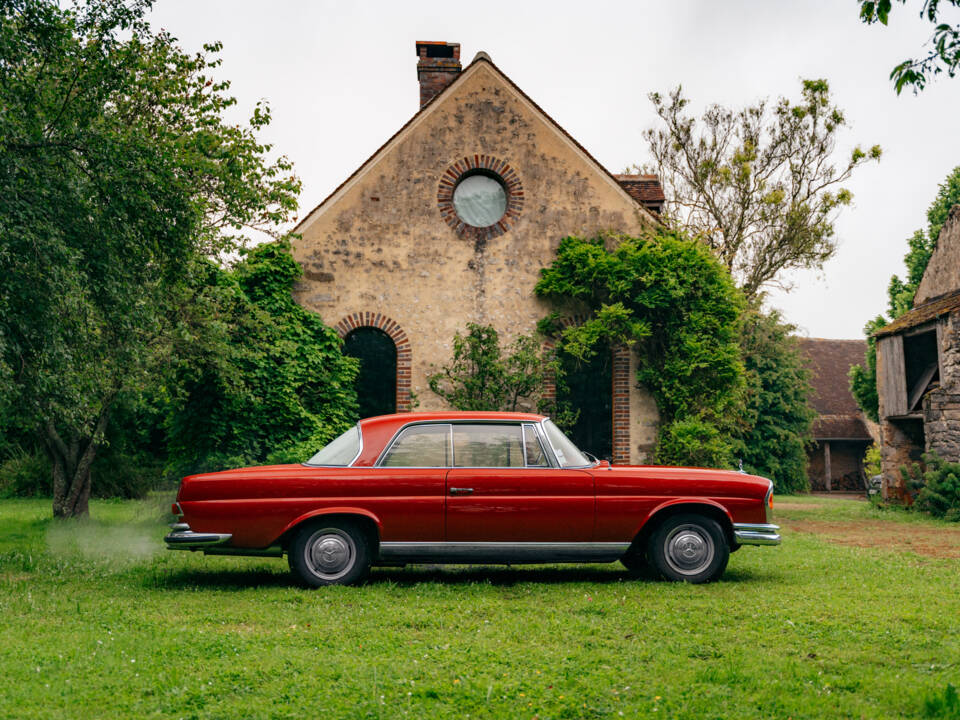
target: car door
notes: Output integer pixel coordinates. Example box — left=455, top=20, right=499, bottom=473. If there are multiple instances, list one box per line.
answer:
left=444, top=423, right=594, bottom=542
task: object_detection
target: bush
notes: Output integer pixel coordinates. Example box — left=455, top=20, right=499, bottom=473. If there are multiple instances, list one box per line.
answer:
left=910, top=453, right=960, bottom=521
left=655, top=418, right=735, bottom=469
left=0, top=447, right=160, bottom=499
left=0, top=450, right=51, bottom=498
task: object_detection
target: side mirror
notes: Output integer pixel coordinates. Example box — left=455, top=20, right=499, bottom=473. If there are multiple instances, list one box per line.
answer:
left=597, top=459, right=611, bottom=468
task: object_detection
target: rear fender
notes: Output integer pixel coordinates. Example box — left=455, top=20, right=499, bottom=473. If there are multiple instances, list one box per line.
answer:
left=276, top=507, right=382, bottom=548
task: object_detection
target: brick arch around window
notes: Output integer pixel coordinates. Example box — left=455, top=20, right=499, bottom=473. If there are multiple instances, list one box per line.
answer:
left=334, top=312, right=412, bottom=412
left=542, top=317, right=632, bottom=465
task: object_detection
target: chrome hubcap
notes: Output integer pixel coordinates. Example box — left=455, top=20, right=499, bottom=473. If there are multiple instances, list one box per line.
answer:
left=305, top=530, right=355, bottom=580
left=664, top=524, right=714, bottom=576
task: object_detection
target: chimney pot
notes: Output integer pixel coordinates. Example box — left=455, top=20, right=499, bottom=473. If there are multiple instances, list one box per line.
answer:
left=415, top=41, right=461, bottom=107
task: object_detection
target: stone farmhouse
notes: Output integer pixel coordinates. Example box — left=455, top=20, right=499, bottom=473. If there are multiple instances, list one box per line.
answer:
left=798, top=339, right=876, bottom=491
left=875, top=205, right=960, bottom=498
left=291, top=41, right=666, bottom=464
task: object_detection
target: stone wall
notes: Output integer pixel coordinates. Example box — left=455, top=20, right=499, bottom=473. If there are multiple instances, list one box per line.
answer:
left=916, top=205, right=960, bottom=304
left=923, top=310, right=960, bottom=461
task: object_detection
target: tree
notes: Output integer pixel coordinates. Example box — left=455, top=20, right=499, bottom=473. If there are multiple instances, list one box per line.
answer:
left=859, top=0, right=960, bottom=93
left=849, top=166, right=960, bottom=420
left=163, top=240, right=359, bottom=475
left=535, top=230, right=745, bottom=469
left=428, top=324, right=546, bottom=412
left=733, top=307, right=815, bottom=493
left=0, top=1, right=300, bottom=517
left=642, top=80, right=881, bottom=297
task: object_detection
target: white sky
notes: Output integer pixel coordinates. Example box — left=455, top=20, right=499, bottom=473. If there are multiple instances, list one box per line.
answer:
left=147, top=0, right=960, bottom=339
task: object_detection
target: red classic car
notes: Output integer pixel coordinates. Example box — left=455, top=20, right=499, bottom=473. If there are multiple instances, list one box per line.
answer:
left=166, top=412, right=779, bottom=585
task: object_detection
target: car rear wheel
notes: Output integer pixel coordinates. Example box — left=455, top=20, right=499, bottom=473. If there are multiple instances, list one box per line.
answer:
left=288, top=520, right=370, bottom=587
left=648, top=514, right=729, bottom=584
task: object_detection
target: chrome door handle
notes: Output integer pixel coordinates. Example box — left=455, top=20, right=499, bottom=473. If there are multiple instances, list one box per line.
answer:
left=449, top=487, right=474, bottom=495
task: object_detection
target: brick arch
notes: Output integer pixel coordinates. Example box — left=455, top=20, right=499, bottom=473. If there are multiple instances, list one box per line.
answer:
left=334, top=312, right=412, bottom=413
left=542, top=317, right=631, bottom=466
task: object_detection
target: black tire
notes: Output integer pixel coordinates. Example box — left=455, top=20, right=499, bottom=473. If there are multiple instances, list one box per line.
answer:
left=288, top=519, right=370, bottom=587
left=648, top=513, right=729, bottom=584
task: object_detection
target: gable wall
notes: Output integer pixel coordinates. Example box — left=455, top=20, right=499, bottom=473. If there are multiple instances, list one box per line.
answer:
left=292, top=62, right=660, bottom=461
left=916, top=205, right=960, bottom=305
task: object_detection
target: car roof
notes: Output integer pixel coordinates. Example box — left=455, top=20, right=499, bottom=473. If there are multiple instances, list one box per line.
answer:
left=353, top=411, right=547, bottom=466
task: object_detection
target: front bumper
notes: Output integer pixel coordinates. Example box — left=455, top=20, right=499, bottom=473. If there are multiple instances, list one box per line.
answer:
left=733, top=523, right=781, bottom=546
left=165, top=522, right=232, bottom=551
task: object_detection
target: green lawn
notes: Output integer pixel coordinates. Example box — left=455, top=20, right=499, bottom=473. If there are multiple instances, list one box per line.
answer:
left=1, top=495, right=959, bottom=719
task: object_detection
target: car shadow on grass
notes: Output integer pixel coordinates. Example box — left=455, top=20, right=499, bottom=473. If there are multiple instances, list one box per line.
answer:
left=145, top=562, right=772, bottom=591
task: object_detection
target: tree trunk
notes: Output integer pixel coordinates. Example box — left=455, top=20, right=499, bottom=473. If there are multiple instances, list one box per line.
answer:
left=45, top=411, right=109, bottom=519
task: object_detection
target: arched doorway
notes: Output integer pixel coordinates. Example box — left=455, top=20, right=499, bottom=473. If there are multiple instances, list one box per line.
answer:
left=558, top=345, right=613, bottom=461
left=343, top=327, right=397, bottom=418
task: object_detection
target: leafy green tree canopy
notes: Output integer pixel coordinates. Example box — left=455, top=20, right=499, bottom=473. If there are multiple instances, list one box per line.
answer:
left=535, top=230, right=745, bottom=469
left=0, top=0, right=299, bottom=516
left=642, top=79, right=881, bottom=297
left=859, top=0, right=960, bottom=93
left=428, top=324, right=546, bottom=413
left=163, top=240, right=359, bottom=475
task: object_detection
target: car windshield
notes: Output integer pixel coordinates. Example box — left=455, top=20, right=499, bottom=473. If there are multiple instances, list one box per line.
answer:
left=542, top=419, right=592, bottom=468
left=304, top=425, right=361, bottom=466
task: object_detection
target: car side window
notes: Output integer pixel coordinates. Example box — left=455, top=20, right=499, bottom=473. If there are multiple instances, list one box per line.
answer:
left=380, top=424, right=451, bottom=467
left=452, top=424, right=524, bottom=468
left=522, top=424, right=549, bottom=467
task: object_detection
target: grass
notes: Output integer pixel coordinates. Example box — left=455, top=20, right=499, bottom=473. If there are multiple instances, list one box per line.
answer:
left=1, top=495, right=959, bottom=719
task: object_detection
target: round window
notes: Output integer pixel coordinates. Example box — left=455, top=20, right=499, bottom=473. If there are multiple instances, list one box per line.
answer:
left=453, top=174, right=507, bottom=228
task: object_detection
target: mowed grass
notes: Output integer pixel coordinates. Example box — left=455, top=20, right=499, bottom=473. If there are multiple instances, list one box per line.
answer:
left=1, top=495, right=959, bottom=719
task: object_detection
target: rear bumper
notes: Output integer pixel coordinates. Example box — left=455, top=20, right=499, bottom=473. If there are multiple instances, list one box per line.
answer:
left=733, top=523, right=781, bottom=546
left=165, top=523, right=232, bottom=551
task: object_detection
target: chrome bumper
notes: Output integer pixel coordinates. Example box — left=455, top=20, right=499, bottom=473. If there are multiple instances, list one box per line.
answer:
left=165, top=522, right=232, bottom=550
left=733, top=523, right=781, bottom=546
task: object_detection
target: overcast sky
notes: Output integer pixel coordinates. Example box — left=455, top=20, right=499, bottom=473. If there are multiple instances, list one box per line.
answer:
left=147, top=0, right=960, bottom=339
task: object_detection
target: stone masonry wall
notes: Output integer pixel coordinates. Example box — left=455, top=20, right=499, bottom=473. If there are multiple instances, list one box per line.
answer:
left=916, top=205, right=960, bottom=305
left=924, top=310, right=960, bottom=461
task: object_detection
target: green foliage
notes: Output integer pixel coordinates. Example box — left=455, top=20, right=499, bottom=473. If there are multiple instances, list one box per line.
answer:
left=0, top=0, right=301, bottom=515
left=642, top=80, right=880, bottom=296
left=163, top=240, right=359, bottom=476
left=865, top=442, right=883, bottom=478
left=849, top=316, right=888, bottom=422
left=428, top=324, right=547, bottom=412
left=859, top=0, right=960, bottom=93
left=732, top=307, right=815, bottom=493
left=911, top=453, right=960, bottom=521
left=850, top=167, right=960, bottom=419
left=535, top=230, right=745, bottom=468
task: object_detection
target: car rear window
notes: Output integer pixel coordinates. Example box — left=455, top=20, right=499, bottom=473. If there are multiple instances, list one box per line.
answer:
left=304, top=425, right=361, bottom=466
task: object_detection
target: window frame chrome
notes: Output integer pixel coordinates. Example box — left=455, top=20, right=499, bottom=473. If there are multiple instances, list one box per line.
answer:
left=538, top=418, right=593, bottom=469
left=371, top=418, right=574, bottom=470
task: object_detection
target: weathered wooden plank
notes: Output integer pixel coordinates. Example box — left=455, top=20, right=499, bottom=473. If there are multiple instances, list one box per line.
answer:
left=907, top=361, right=938, bottom=412
left=824, top=441, right=832, bottom=492
left=878, top=334, right=907, bottom=417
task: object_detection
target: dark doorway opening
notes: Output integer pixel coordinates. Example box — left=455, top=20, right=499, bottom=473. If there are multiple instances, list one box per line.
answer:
left=344, top=327, right=397, bottom=418
left=558, top=345, right=613, bottom=460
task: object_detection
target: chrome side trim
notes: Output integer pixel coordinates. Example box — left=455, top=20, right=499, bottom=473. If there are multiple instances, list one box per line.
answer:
left=165, top=523, right=233, bottom=551
left=378, top=541, right=630, bottom=564
left=733, top=523, right=781, bottom=546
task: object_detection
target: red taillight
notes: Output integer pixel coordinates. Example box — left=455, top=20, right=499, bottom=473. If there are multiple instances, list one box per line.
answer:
left=768, top=492, right=774, bottom=510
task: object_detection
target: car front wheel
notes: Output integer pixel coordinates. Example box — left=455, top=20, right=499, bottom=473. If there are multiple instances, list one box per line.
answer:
left=648, top=514, right=729, bottom=584
left=288, top=520, right=370, bottom=587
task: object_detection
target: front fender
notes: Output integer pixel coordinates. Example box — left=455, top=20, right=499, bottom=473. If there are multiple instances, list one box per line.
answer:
left=634, top=497, right=734, bottom=538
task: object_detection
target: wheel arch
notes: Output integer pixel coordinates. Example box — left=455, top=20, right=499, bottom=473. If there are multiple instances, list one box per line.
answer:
left=276, top=508, right=382, bottom=555
left=628, top=500, right=736, bottom=557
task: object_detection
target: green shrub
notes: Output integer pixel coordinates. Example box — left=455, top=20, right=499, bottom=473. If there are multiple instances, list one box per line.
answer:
left=0, top=450, right=51, bottom=498
left=655, top=418, right=734, bottom=469
left=911, top=453, right=960, bottom=521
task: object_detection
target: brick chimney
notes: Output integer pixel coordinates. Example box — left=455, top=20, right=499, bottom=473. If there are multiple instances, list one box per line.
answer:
left=416, top=41, right=461, bottom=107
